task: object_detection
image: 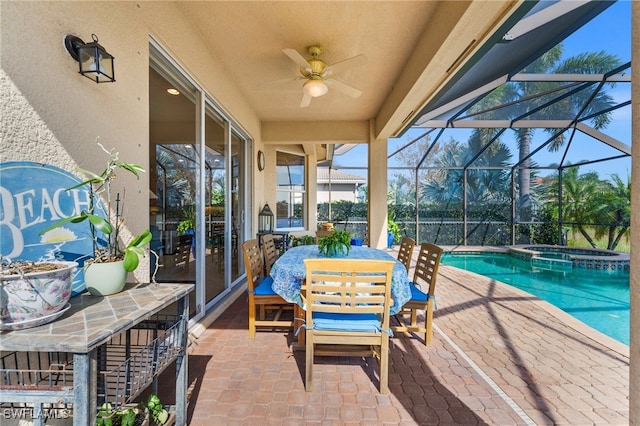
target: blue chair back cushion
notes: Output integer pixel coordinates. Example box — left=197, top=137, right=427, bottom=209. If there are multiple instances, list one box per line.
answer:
left=409, top=283, right=429, bottom=302
left=311, top=312, right=381, bottom=332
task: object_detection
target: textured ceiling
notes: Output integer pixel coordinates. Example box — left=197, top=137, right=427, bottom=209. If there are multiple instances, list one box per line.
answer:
left=179, top=1, right=437, bottom=123
left=149, top=1, right=629, bottom=167
left=174, top=1, right=521, bottom=140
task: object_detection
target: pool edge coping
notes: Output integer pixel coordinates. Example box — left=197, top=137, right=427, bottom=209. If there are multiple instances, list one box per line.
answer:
left=439, top=263, right=630, bottom=358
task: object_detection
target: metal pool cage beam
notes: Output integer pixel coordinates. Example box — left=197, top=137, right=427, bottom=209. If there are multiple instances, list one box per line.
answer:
left=386, top=66, right=631, bottom=247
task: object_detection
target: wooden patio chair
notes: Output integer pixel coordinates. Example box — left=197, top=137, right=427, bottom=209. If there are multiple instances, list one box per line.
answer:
left=261, top=233, right=279, bottom=276
left=241, top=239, right=293, bottom=338
left=392, top=242, right=443, bottom=345
left=171, top=234, right=192, bottom=272
left=397, top=237, right=416, bottom=272
left=303, top=258, right=395, bottom=393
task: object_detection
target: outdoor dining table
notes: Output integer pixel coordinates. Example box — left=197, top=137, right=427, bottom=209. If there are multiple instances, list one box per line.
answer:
left=270, top=244, right=411, bottom=315
left=270, top=244, right=411, bottom=348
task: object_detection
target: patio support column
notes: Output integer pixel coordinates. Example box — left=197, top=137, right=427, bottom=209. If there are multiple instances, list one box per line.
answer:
left=415, top=168, right=420, bottom=243
left=368, top=119, right=388, bottom=249
left=308, top=153, right=318, bottom=232
left=511, top=170, right=516, bottom=245
left=630, top=1, right=640, bottom=422
left=462, top=169, right=467, bottom=245
left=558, top=169, right=564, bottom=245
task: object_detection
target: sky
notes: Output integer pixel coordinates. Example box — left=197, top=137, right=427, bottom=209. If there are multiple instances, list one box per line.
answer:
left=333, top=1, right=632, bottom=182
left=553, top=0, right=631, bottom=181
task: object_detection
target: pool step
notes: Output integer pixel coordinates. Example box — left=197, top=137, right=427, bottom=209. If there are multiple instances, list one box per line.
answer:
left=531, top=256, right=573, bottom=272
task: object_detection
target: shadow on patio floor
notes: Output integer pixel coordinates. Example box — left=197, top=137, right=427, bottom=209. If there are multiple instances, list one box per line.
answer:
left=181, top=295, right=521, bottom=425
left=155, top=254, right=629, bottom=425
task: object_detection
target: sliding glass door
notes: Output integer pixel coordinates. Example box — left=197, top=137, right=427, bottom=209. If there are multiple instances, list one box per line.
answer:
left=150, top=42, right=249, bottom=322
left=203, top=107, right=245, bottom=303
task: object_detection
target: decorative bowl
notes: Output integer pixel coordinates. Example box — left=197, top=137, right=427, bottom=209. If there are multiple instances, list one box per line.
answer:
left=0, top=261, right=77, bottom=329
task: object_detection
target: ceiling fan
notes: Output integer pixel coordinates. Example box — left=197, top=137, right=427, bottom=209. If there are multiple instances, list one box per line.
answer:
left=280, top=45, right=367, bottom=107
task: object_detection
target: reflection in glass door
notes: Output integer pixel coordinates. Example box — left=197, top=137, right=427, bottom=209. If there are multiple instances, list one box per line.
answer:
left=150, top=46, right=249, bottom=322
left=203, top=108, right=245, bottom=305
left=230, top=130, right=244, bottom=284
left=204, top=108, right=228, bottom=302
left=149, top=66, right=198, bottom=316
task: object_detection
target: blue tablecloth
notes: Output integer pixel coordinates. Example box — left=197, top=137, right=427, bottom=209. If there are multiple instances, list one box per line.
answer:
left=270, top=245, right=411, bottom=315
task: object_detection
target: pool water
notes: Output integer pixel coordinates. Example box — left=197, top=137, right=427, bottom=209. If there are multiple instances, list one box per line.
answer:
left=441, top=252, right=630, bottom=345
left=534, top=252, right=570, bottom=260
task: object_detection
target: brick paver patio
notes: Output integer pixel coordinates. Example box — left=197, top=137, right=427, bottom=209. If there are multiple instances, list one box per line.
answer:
left=181, top=249, right=629, bottom=425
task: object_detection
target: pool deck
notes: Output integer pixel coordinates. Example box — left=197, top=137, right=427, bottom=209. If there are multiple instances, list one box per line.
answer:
left=183, top=246, right=629, bottom=425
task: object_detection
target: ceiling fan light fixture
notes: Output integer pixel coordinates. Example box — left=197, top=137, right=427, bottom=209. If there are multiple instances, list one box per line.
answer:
left=303, top=79, right=328, bottom=97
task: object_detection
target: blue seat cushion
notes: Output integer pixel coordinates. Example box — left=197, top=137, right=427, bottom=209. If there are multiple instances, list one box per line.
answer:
left=254, top=276, right=277, bottom=296
left=312, top=312, right=381, bottom=332
left=409, top=283, right=430, bottom=302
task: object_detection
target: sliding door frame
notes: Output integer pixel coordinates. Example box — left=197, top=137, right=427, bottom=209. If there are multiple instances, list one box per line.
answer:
left=150, top=36, right=252, bottom=325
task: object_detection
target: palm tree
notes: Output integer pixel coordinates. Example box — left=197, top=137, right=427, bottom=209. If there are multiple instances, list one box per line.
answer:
left=474, top=46, right=622, bottom=218
left=465, top=129, right=512, bottom=202
left=155, top=146, right=193, bottom=220
left=388, top=174, right=416, bottom=207
left=420, top=135, right=512, bottom=244
left=595, top=173, right=630, bottom=250
left=421, top=132, right=511, bottom=204
left=544, top=166, right=610, bottom=248
left=420, top=141, right=464, bottom=204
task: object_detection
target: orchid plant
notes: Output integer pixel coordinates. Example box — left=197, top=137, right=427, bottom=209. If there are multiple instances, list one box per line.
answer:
left=41, top=139, right=151, bottom=272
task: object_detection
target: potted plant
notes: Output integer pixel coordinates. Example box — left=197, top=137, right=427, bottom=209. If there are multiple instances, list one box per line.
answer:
left=40, top=139, right=152, bottom=296
left=96, top=393, right=169, bottom=426
left=387, top=219, right=401, bottom=248
left=176, top=206, right=196, bottom=258
left=96, top=402, right=141, bottom=426
left=317, top=230, right=351, bottom=257
left=0, top=259, right=77, bottom=330
left=290, top=235, right=316, bottom=247
left=176, top=206, right=195, bottom=235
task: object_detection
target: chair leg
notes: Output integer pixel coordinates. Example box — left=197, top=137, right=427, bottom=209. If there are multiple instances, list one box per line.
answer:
left=248, top=301, right=256, bottom=339
left=259, top=305, right=266, bottom=320
left=425, top=300, right=434, bottom=346
left=305, top=329, right=313, bottom=391
left=379, top=337, right=389, bottom=394
left=410, top=308, right=419, bottom=328
left=294, top=304, right=305, bottom=346
left=271, top=306, right=283, bottom=321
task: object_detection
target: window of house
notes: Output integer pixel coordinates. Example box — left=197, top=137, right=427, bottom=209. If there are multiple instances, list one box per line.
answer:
left=276, top=151, right=305, bottom=230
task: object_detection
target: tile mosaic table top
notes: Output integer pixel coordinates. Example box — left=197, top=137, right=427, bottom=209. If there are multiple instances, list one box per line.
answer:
left=0, top=283, right=193, bottom=353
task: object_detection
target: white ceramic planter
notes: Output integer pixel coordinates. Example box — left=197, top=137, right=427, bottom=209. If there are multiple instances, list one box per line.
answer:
left=84, top=260, right=127, bottom=296
left=0, top=261, right=77, bottom=330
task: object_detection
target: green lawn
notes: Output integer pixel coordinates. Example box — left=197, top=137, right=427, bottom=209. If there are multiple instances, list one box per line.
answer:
left=567, top=230, right=630, bottom=253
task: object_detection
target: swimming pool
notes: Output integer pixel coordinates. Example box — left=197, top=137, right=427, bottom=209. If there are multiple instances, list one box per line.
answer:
left=440, top=252, right=630, bottom=345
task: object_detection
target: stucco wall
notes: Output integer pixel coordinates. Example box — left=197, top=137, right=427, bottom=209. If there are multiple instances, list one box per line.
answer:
left=317, top=184, right=360, bottom=203
left=368, top=121, right=388, bottom=249
left=0, top=1, right=262, bottom=281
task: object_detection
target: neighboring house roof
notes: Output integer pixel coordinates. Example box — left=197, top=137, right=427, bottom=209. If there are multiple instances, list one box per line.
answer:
left=317, top=168, right=366, bottom=184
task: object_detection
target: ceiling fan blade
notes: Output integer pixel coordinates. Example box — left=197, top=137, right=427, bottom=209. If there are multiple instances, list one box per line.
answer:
left=283, top=48, right=312, bottom=71
left=300, top=93, right=312, bottom=108
left=326, top=79, right=362, bottom=98
left=324, top=54, right=367, bottom=76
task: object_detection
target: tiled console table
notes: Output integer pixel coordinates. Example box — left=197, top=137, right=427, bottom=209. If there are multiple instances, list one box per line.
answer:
left=0, top=283, right=193, bottom=426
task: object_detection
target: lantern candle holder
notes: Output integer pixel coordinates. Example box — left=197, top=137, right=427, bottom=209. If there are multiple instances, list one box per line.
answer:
left=258, top=203, right=274, bottom=233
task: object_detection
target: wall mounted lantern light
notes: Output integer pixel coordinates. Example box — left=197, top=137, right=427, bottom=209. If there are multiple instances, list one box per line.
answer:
left=64, top=34, right=115, bottom=83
